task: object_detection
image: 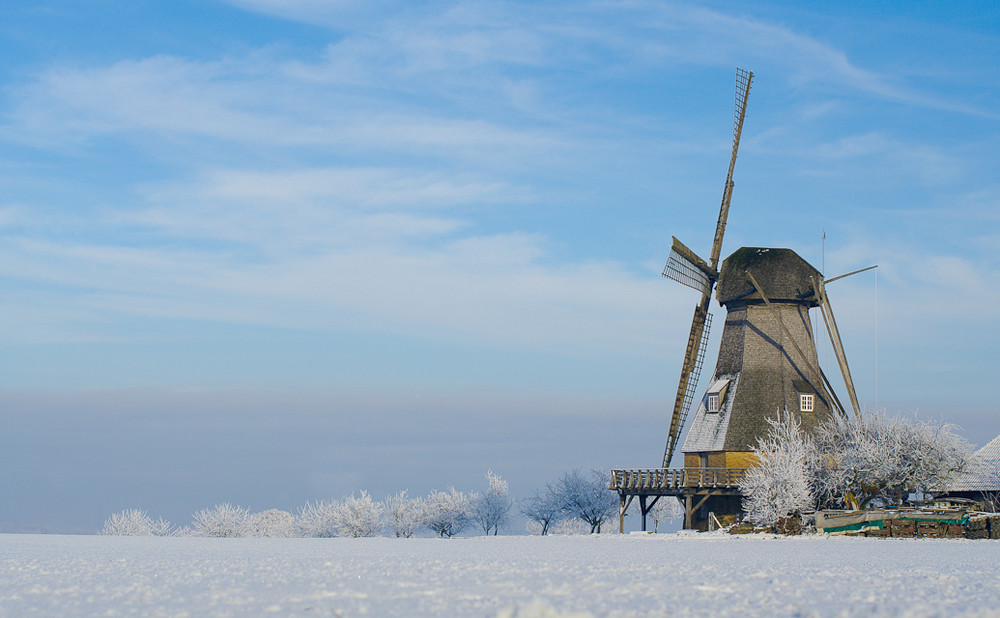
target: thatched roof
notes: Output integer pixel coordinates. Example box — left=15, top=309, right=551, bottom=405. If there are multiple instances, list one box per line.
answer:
left=949, top=435, right=1000, bottom=492
left=716, top=247, right=820, bottom=307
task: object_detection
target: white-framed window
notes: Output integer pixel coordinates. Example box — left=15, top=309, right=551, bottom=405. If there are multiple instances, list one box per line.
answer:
left=800, top=394, right=814, bottom=412
left=706, top=394, right=720, bottom=413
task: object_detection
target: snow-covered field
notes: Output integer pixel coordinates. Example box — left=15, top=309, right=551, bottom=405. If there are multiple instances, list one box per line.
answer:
left=2, top=533, right=999, bottom=617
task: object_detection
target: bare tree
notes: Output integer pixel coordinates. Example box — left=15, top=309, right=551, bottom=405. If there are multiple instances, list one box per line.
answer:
left=424, top=488, right=471, bottom=538
left=191, top=503, right=251, bottom=537
left=332, top=491, right=384, bottom=537
left=553, top=469, right=617, bottom=533
left=471, top=470, right=513, bottom=536
left=649, top=497, right=685, bottom=533
left=738, top=411, right=813, bottom=526
left=812, top=412, right=972, bottom=509
left=385, top=490, right=425, bottom=538
left=295, top=500, right=340, bottom=538
left=101, top=508, right=173, bottom=536
left=520, top=487, right=563, bottom=535
left=246, top=509, right=296, bottom=537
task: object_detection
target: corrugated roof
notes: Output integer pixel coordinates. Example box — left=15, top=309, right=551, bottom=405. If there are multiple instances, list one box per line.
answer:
left=949, top=434, right=1000, bottom=491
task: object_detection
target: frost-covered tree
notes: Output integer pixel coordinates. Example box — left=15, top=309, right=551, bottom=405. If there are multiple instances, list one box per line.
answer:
left=100, top=508, right=173, bottom=536
left=246, top=509, right=295, bottom=537
left=471, top=470, right=513, bottom=536
left=649, top=497, right=685, bottom=533
left=295, top=500, right=340, bottom=538
left=553, top=469, right=617, bottom=533
left=191, top=503, right=251, bottom=537
left=332, top=491, right=384, bottom=537
left=738, top=411, right=814, bottom=526
left=385, top=491, right=425, bottom=538
left=812, top=412, right=972, bottom=509
left=520, top=487, right=563, bottom=535
left=423, top=488, right=471, bottom=538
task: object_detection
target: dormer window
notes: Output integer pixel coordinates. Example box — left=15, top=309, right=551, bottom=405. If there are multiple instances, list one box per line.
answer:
left=702, top=377, right=731, bottom=414
left=707, top=394, right=720, bottom=413
left=800, top=394, right=814, bottom=412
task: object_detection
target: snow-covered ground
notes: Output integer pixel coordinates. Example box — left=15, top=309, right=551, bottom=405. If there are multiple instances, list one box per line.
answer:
left=2, top=532, right=999, bottom=617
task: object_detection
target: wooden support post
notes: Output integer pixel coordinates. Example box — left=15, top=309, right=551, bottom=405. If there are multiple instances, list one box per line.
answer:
left=684, top=494, right=694, bottom=530
left=639, top=495, right=648, bottom=532
left=618, top=494, right=633, bottom=534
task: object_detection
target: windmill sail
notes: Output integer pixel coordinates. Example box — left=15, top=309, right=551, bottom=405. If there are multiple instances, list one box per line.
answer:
left=661, top=68, right=753, bottom=468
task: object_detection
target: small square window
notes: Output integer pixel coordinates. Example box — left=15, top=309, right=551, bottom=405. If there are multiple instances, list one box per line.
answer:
left=707, top=394, right=720, bottom=413
left=800, top=394, right=814, bottom=412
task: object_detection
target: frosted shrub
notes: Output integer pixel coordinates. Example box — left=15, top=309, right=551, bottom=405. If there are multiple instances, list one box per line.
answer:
left=424, top=488, right=471, bottom=538
left=296, top=500, right=340, bottom=538
left=101, top=508, right=170, bottom=536
left=472, top=470, right=513, bottom=536
left=247, top=509, right=295, bottom=537
left=191, top=503, right=251, bottom=537
left=739, top=411, right=813, bottom=526
left=333, top=491, right=384, bottom=537
left=385, top=491, right=425, bottom=538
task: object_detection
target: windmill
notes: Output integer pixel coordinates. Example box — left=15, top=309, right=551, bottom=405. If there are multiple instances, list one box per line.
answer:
left=660, top=68, right=753, bottom=468
left=612, top=69, right=872, bottom=531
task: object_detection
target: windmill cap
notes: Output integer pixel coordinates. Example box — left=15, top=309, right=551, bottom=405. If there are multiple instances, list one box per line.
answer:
left=717, top=247, right=821, bottom=306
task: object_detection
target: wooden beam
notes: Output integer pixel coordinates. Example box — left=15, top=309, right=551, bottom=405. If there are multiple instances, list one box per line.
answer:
left=812, top=276, right=862, bottom=418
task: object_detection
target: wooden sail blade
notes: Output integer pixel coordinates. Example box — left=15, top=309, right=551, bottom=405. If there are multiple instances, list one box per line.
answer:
left=708, top=68, right=753, bottom=271
left=824, top=264, right=877, bottom=285
left=812, top=276, right=862, bottom=418
left=662, top=304, right=713, bottom=467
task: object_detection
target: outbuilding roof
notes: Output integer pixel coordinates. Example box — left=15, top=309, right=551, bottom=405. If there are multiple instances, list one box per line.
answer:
left=949, top=434, right=1000, bottom=492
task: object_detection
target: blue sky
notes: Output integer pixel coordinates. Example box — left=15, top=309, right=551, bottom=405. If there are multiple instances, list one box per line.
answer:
left=1, top=1, right=998, bottom=532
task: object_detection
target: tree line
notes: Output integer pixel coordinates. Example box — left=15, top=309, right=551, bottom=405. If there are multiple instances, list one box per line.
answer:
left=101, top=468, right=675, bottom=537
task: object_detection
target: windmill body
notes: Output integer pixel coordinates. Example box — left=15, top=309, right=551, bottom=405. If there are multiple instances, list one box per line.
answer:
left=681, top=247, right=837, bottom=473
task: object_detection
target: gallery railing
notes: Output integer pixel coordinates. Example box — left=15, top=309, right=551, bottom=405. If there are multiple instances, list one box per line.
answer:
left=610, top=467, right=746, bottom=491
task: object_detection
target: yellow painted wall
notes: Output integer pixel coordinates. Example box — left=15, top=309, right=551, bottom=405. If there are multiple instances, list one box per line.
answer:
left=684, top=451, right=753, bottom=468
left=684, top=451, right=759, bottom=468
left=725, top=451, right=759, bottom=469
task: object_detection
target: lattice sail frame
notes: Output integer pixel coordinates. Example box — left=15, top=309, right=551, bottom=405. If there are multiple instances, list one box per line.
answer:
left=661, top=311, right=711, bottom=467
left=663, top=247, right=712, bottom=297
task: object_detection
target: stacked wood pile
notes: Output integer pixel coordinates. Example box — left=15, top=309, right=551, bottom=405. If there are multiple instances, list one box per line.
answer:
left=852, top=514, right=1000, bottom=539
left=965, top=515, right=1000, bottom=539
left=725, top=511, right=1000, bottom=538
left=725, top=518, right=801, bottom=535
left=773, top=517, right=802, bottom=535
left=861, top=520, right=966, bottom=538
